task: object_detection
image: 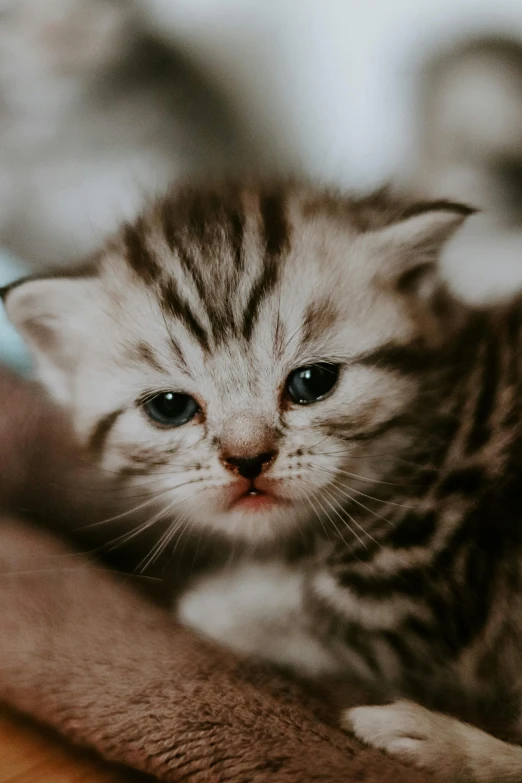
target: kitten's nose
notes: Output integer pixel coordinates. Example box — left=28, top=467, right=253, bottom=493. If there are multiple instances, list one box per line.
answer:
left=219, top=413, right=279, bottom=480
left=222, top=452, right=277, bottom=480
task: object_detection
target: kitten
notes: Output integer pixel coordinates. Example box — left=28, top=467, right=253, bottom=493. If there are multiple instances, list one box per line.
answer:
left=0, top=0, right=247, bottom=269
left=5, top=181, right=522, bottom=782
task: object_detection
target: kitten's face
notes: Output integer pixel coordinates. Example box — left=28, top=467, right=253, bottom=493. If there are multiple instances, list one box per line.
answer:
left=4, top=184, right=471, bottom=544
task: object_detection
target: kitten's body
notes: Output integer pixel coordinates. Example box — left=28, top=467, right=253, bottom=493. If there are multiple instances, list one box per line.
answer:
left=181, top=302, right=522, bottom=701
left=5, top=181, right=522, bottom=781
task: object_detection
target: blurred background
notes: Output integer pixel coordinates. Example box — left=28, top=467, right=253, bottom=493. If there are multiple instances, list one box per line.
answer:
left=3, top=0, right=522, bottom=370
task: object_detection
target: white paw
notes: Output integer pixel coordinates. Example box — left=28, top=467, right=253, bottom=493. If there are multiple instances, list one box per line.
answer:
left=342, top=701, right=470, bottom=781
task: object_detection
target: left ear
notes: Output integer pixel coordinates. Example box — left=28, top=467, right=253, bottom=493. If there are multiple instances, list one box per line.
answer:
left=373, top=202, right=476, bottom=299
left=2, top=275, right=99, bottom=404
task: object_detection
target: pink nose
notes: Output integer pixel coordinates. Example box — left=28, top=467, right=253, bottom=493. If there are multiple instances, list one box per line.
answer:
left=219, top=413, right=278, bottom=479
left=222, top=451, right=277, bottom=479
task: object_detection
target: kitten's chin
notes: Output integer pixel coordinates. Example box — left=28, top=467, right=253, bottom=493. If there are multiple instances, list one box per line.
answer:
left=230, top=492, right=281, bottom=513
left=185, top=477, right=306, bottom=544
left=196, top=502, right=310, bottom=545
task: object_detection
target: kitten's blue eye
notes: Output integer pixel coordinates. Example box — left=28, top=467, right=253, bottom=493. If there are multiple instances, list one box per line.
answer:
left=286, top=363, right=340, bottom=405
left=144, top=392, right=199, bottom=427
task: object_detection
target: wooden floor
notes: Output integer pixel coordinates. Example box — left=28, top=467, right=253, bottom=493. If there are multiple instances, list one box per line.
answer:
left=0, top=709, right=149, bottom=783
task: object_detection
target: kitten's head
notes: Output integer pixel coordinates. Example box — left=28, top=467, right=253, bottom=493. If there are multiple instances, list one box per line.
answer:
left=4, top=183, right=473, bottom=544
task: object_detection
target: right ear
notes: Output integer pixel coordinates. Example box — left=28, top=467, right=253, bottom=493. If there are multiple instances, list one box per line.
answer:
left=371, top=202, right=475, bottom=295
left=2, top=275, right=99, bottom=404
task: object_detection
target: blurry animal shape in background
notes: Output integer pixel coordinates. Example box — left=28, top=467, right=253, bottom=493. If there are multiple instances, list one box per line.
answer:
left=0, top=0, right=252, bottom=270
left=414, top=35, right=522, bottom=224
left=411, top=35, right=522, bottom=306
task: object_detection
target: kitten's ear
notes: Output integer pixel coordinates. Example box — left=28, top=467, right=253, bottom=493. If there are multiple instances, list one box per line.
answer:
left=2, top=276, right=98, bottom=404
left=374, top=202, right=476, bottom=298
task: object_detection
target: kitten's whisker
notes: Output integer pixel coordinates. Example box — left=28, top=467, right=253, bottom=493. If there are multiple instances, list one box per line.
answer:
left=100, top=513, right=166, bottom=554
left=60, top=484, right=186, bottom=503
left=310, top=449, right=426, bottom=471
left=80, top=490, right=175, bottom=531
left=92, top=458, right=205, bottom=473
left=81, top=475, right=212, bottom=530
left=316, top=487, right=369, bottom=549
left=136, top=481, right=210, bottom=573
left=318, top=485, right=395, bottom=529
left=169, top=512, right=198, bottom=570
left=91, top=466, right=209, bottom=483
left=82, top=492, right=172, bottom=530
left=322, top=477, right=394, bottom=527
left=346, top=487, right=412, bottom=510
left=312, top=491, right=349, bottom=546
left=303, top=490, right=332, bottom=543
left=143, top=505, right=198, bottom=577
left=308, top=433, right=338, bottom=452
left=187, top=526, right=205, bottom=578
left=311, top=464, right=398, bottom=486
left=281, top=321, right=306, bottom=355
left=321, top=484, right=380, bottom=547
left=103, top=486, right=205, bottom=556
left=308, top=465, right=412, bottom=511
left=309, top=444, right=432, bottom=471
left=348, top=487, right=415, bottom=510
left=0, top=565, right=163, bottom=581
left=43, top=469, right=206, bottom=502
left=137, top=511, right=190, bottom=574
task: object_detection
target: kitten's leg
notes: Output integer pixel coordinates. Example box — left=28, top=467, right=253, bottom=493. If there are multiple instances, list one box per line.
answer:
left=344, top=700, right=522, bottom=782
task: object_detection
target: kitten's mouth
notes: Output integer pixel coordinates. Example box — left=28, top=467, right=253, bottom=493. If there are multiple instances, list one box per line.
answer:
left=229, top=481, right=286, bottom=512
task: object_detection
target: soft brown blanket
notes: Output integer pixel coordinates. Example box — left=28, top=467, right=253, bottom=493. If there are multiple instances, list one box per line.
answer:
left=0, top=367, right=431, bottom=782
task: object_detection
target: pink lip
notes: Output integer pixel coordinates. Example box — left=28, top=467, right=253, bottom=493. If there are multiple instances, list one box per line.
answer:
left=232, top=491, right=279, bottom=511
left=226, top=477, right=288, bottom=512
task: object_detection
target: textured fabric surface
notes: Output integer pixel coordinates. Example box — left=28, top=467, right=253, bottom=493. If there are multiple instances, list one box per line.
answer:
left=0, top=366, right=432, bottom=782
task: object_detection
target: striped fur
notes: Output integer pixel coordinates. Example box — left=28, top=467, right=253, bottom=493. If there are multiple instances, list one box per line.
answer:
left=8, top=180, right=522, bottom=781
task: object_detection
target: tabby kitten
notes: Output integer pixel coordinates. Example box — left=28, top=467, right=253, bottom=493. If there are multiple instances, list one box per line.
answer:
left=5, top=182, right=522, bottom=782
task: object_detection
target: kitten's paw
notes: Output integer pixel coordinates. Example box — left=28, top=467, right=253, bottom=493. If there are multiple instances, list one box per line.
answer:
left=342, top=700, right=469, bottom=781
